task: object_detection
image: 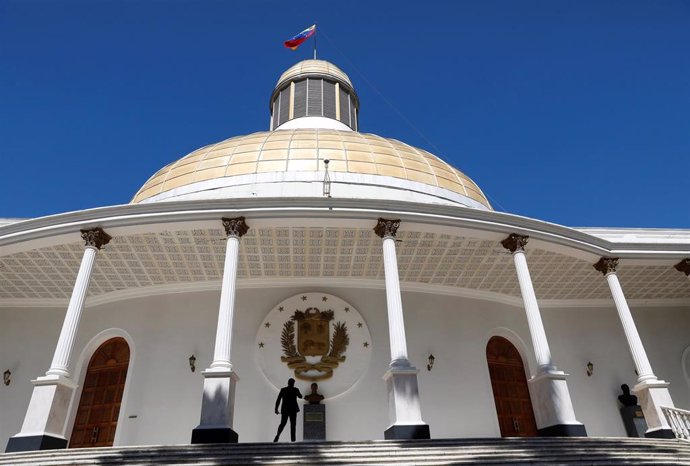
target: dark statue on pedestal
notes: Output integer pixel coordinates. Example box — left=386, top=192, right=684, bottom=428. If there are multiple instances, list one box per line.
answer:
left=303, top=383, right=326, bottom=440
left=617, top=383, right=646, bottom=438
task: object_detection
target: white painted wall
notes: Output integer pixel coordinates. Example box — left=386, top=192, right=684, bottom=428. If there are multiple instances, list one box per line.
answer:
left=1, top=286, right=688, bottom=448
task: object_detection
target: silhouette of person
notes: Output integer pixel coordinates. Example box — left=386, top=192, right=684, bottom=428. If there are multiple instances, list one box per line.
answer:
left=273, top=378, right=303, bottom=442
left=618, top=384, right=638, bottom=407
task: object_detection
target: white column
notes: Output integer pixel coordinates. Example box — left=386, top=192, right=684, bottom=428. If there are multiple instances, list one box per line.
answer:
left=192, top=217, right=248, bottom=444
left=6, top=228, right=111, bottom=452
left=379, top=225, right=409, bottom=367
left=210, top=234, right=241, bottom=369
left=47, top=247, right=97, bottom=376
left=501, top=233, right=584, bottom=436
left=375, top=218, right=429, bottom=439
left=594, top=257, right=676, bottom=438
left=603, top=267, right=655, bottom=381
left=513, top=251, right=554, bottom=372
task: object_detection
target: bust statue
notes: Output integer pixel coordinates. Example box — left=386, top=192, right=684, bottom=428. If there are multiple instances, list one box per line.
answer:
left=304, top=382, right=324, bottom=405
left=618, top=384, right=638, bottom=407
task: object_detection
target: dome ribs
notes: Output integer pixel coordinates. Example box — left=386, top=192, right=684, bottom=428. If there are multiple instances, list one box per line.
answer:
left=131, top=130, right=491, bottom=210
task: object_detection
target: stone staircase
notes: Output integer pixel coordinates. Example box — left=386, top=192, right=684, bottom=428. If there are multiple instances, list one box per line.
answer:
left=2, top=437, right=690, bottom=465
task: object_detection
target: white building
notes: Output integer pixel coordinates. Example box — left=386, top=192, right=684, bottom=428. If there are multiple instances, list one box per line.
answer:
left=2, top=60, right=689, bottom=452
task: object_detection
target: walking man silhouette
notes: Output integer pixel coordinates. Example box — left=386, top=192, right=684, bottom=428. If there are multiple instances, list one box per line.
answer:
left=273, top=378, right=303, bottom=442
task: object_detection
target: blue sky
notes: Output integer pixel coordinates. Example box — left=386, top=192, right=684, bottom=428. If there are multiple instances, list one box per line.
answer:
left=1, top=0, right=688, bottom=227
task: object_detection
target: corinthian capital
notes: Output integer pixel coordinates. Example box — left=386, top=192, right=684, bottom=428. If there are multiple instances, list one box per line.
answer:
left=221, top=217, right=249, bottom=238
left=374, top=218, right=401, bottom=239
left=80, top=228, right=112, bottom=250
left=674, top=258, right=690, bottom=276
left=593, top=257, right=619, bottom=276
left=501, top=233, right=529, bottom=253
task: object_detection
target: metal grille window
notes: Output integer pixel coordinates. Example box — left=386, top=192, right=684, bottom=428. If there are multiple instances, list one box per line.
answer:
left=293, top=80, right=307, bottom=119
left=279, top=87, right=290, bottom=124
left=339, top=88, right=350, bottom=126
left=307, top=79, right=323, bottom=117
left=272, top=99, right=279, bottom=129
left=323, top=81, right=336, bottom=120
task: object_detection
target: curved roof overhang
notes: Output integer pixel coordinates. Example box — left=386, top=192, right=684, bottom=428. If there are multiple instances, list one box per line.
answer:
left=1, top=198, right=688, bottom=261
left=1, top=199, right=688, bottom=310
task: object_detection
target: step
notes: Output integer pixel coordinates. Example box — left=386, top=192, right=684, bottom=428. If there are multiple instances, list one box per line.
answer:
left=2, top=438, right=690, bottom=466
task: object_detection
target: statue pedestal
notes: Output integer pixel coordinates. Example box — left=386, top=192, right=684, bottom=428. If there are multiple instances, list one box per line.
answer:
left=303, top=404, right=326, bottom=441
left=620, top=405, right=647, bottom=438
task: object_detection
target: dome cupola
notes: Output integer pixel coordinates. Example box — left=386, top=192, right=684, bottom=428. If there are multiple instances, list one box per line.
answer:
left=131, top=59, right=491, bottom=211
left=269, top=60, right=359, bottom=131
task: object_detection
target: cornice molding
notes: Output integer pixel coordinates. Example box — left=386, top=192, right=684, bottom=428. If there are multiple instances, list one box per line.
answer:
left=1, top=198, right=689, bottom=259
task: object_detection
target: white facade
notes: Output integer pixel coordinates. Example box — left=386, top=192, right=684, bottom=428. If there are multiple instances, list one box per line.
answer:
left=1, top=59, right=689, bottom=451
left=2, top=285, right=689, bottom=445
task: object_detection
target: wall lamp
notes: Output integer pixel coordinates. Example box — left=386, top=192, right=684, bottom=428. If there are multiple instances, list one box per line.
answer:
left=427, top=354, right=435, bottom=371
left=3, top=369, right=10, bottom=386
left=586, top=361, right=594, bottom=377
left=189, top=355, right=196, bottom=373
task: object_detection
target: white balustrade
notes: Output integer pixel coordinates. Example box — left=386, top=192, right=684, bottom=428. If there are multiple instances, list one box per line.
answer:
left=662, top=406, right=690, bottom=440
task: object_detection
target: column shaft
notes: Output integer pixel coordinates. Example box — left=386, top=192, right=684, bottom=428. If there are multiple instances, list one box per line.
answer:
left=211, top=235, right=240, bottom=369
left=605, top=272, right=655, bottom=381
left=382, top=236, right=409, bottom=367
left=192, top=217, right=247, bottom=444
left=47, top=246, right=98, bottom=377
left=513, top=251, right=554, bottom=372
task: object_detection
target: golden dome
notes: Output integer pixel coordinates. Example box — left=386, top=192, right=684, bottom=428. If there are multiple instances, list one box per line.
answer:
left=131, top=129, right=491, bottom=209
left=276, top=60, right=352, bottom=89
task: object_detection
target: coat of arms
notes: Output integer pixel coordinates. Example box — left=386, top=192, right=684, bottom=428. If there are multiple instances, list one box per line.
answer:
left=280, top=307, right=349, bottom=381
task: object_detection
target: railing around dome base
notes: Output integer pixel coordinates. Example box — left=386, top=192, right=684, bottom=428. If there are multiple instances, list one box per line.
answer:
left=663, top=406, right=690, bottom=440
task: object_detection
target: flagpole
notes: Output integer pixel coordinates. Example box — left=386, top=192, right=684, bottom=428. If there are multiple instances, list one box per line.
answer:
left=313, top=24, right=317, bottom=60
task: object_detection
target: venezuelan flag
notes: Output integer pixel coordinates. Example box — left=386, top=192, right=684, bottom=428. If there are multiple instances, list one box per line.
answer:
left=284, top=25, right=316, bottom=50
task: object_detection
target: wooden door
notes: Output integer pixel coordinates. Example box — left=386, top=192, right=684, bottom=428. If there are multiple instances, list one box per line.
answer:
left=486, top=336, right=538, bottom=437
left=70, top=337, right=130, bottom=448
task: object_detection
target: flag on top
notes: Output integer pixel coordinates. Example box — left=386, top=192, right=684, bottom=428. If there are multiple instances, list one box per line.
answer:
left=284, top=25, right=316, bottom=50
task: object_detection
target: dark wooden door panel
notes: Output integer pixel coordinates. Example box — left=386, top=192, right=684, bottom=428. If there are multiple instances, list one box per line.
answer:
left=487, top=336, right=538, bottom=437
left=69, top=338, right=130, bottom=449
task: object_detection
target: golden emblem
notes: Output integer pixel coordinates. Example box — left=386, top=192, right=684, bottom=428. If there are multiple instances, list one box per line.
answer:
left=280, top=307, right=349, bottom=381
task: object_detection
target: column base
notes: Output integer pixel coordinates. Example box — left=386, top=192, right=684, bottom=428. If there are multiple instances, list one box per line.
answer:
left=5, top=434, right=68, bottom=453
left=6, top=375, right=77, bottom=453
left=537, top=424, right=587, bottom=437
left=191, top=426, right=238, bottom=444
left=192, top=368, right=239, bottom=444
left=383, top=365, right=430, bottom=440
left=645, top=428, right=675, bottom=439
left=384, top=424, right=430, bottom=440
left=633, top=379, right=675, bottom=435
left=528, top=370, right=585, bottom=436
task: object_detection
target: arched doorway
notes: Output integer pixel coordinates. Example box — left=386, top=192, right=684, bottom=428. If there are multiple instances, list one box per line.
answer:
left=69, top=337, right=130, bottom=448
left=486, top=336, right=537, bottom=437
